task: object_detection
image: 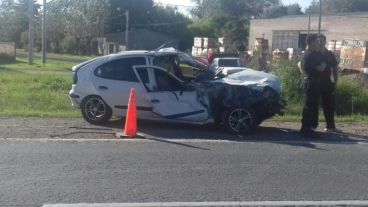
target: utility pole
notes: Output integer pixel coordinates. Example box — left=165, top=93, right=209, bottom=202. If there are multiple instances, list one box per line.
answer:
left=125, top=10, right=129, bottom=51
left=42, top=0, right=46, bottom=64
left=28, top=0, right=34, bottom=65
left=318, top=0, right=322, bottom=34
left=308, top=11, right=311, bottom=35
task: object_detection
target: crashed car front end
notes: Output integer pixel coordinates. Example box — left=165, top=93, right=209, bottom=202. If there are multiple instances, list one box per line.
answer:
left=197, top=69, right=286, bottom=123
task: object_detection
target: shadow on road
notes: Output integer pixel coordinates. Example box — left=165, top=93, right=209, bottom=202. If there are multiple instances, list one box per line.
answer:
left=94, top=119, right=367, bottom=147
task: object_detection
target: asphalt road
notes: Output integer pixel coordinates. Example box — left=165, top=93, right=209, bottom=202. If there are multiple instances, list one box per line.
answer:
left=1, top=137, right=368, bottom=207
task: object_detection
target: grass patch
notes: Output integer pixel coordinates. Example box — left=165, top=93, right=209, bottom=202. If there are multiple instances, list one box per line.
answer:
left=0, top=72, right=80, bottom=118
left=273, top=102, right=368, bottom=122
left=0, top=56, right=76, bottom=72
left=0, top=57, right=367, bottom=121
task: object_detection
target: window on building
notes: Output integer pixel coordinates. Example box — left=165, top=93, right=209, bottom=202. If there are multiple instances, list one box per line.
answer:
left=272, top=31, right=299, bottom=50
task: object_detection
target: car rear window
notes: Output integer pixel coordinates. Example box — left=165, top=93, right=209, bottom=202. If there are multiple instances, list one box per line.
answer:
left=94, top=57, right=146, bottom=82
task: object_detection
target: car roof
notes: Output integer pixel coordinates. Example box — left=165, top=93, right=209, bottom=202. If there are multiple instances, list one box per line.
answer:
left=215, top=57, right=240, bottom=60
left=108, top=50, right=178, bottom=58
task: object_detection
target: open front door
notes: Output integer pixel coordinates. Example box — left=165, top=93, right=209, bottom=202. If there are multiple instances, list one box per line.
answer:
left=133, top=66, right=209, bottom=122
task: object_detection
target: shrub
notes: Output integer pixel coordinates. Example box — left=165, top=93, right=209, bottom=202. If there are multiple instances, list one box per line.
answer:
left=272, top=60, right=368, bottom=115
left=336, top=77, right=368, bottom=115
left=60, top=36, right=76, bottom=54
left=272, top=60, right=303, bottom=104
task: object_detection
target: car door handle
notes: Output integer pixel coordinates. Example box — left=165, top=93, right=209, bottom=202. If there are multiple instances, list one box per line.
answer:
left=151, top=99, right=160, bottom=103
left=98, top=86, right=108, bottom=90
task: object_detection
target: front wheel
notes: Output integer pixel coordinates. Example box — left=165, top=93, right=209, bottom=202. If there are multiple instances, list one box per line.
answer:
left=222, top=107, right=257, bottom=134
left=81, top=96, right=112, bottom=125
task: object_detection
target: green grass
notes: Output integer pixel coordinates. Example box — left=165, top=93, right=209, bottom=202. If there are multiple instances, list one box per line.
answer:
left=272, top=102, right=368, bottom=122
left=0, top=71, right=80, bottom=118
left=56, top=53, right=96, bottom=60
left=16, top=49, right=95, bottom=61
left=0, top=56, right=75, bottom=72
left=0, top=56, right=367, bottom=122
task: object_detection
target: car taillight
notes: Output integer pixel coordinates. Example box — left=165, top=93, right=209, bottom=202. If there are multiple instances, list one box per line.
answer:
left=72, top=71, right=78, bottom=84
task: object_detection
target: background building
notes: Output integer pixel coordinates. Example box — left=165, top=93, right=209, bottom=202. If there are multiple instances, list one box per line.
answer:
left=249, top=12, right=368, bottom=52
left=92, top=29, right=178, bottom=55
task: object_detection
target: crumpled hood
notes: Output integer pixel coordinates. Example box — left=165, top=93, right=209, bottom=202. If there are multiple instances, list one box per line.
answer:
left=216, top=69, right=281, bottom=93
left=220, top=67, right=248, bottom=75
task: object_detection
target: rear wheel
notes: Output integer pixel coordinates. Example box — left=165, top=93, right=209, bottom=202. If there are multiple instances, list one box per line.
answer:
left=222, top=107, right=257, bottom=134
left=81, top=96, right=112, bottom=124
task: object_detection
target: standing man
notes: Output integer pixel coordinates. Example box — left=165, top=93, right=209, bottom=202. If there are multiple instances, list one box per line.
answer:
left=318, top=34, right=341, bottom=133
left=299, top=34, right=326, bottom=138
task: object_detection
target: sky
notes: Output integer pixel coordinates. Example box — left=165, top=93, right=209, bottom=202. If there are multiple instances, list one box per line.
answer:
left=154, top=0, right=313, bottom=11
left=28, top=0, right=313, bottom=14
left=31, top=0, right=312, bottom=11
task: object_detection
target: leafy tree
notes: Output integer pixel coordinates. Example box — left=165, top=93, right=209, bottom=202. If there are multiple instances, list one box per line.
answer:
left=189, top=0, right=281, bottom=51
left=106, top=0, right=154, bottom=33
left=61, top=0, right=110, bottom=55
left=0, top=0, right=39, bottom=46
left=264, top=3, right=302, bottom=18
left=45, top=0, right=66, bottom=52
left=105, top=0, right=193, bottom=50
left=146, top=6, right=192, bottom=50
left=264, top=5, right=287, bottom=18
left=306, top=0, right=368, bottom=14
left=286, top=4, right=303, bottom=15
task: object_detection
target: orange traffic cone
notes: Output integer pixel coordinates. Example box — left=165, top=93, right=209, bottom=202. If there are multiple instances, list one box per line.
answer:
left=116, top=88, right=138, bottom=138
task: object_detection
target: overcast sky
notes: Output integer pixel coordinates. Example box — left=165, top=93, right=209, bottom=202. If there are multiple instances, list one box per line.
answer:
left=28, top=0, right=312, bottom=10
left=14, top=0, right=312, bottom=13
left=154, top=0, right=312, bottom=11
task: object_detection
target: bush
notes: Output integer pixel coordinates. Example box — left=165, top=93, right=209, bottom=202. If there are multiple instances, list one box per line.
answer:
left=60, top=36, right=76, bottom=54
left=272, top=60, right=368, bottom=116
left=336, top=77, right=368, bottom=115
left=272, top=60, right=303, bottom=104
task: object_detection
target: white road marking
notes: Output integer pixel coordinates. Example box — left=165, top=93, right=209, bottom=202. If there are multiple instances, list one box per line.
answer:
left=42, top=200, right=368, bottom=207
left=0, top=137, right=367, bottom=145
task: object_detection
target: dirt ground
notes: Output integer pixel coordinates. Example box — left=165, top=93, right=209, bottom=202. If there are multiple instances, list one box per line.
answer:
left=0, top=117, right=367, bottom=142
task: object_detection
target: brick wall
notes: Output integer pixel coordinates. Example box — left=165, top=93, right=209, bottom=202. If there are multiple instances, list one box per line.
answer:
left=249, top=13, right=368, bottom=52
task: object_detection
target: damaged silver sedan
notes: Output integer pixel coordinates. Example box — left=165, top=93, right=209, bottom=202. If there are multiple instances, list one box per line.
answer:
left=69, top=48, right=285, bottom=134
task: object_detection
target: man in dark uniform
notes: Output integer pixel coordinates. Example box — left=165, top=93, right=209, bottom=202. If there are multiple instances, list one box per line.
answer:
left=299, top=34, right=326, bottom=138
left=318, top=34, right=341, bottom=133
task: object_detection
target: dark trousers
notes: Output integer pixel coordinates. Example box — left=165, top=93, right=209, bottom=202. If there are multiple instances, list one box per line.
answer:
left=301, top=78, right=336, bottom=130
left=320, top=80, right=336, bottom=129
left=301, top=78, right=320, bottom=130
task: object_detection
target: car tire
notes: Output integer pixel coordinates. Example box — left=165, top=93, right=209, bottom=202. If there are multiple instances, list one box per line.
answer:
left=80, top=95, right=112, bottom=125
left=222, top=106, right=257, bottom=134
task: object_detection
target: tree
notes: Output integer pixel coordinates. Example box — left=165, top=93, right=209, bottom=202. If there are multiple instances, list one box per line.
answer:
left=147, top=6, right=192, bottom=50
left=82, top=0, right=110, bottom=55
left=189, top=0, right=282, bottom=51
left=0, top=0, right=39, bottom=46
left=106, top=0, right=154, bottom=33
left=105, top=0, right=193, bottom=50
left=45, top=0, right=66, bottom=52
left=286, top=4, right=303, bottom=15
left=264, top=3, right=302, bottom=18
left=306, top=0, right=368, bottom=14
left=61, top=0, right=110, bottom=55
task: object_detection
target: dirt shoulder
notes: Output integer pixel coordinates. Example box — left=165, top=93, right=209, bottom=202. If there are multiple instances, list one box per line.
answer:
left=0, top=117, right=367, bottom=141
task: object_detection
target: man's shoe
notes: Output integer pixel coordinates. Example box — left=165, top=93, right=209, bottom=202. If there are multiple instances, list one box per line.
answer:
left=324, top=128, right=343, bottom=133
left=300, top=129, right=320, bottom=138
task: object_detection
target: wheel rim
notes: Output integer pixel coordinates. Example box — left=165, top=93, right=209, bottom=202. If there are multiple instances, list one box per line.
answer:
left=228, top=108, right=253, bottom=133
left=84, top=97, right=106, bottom=121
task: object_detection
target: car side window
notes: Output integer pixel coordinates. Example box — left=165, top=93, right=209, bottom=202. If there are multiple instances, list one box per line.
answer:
left=154, top=69, right=182, bottom=92
left=94, top=57, right=146, bottom=82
